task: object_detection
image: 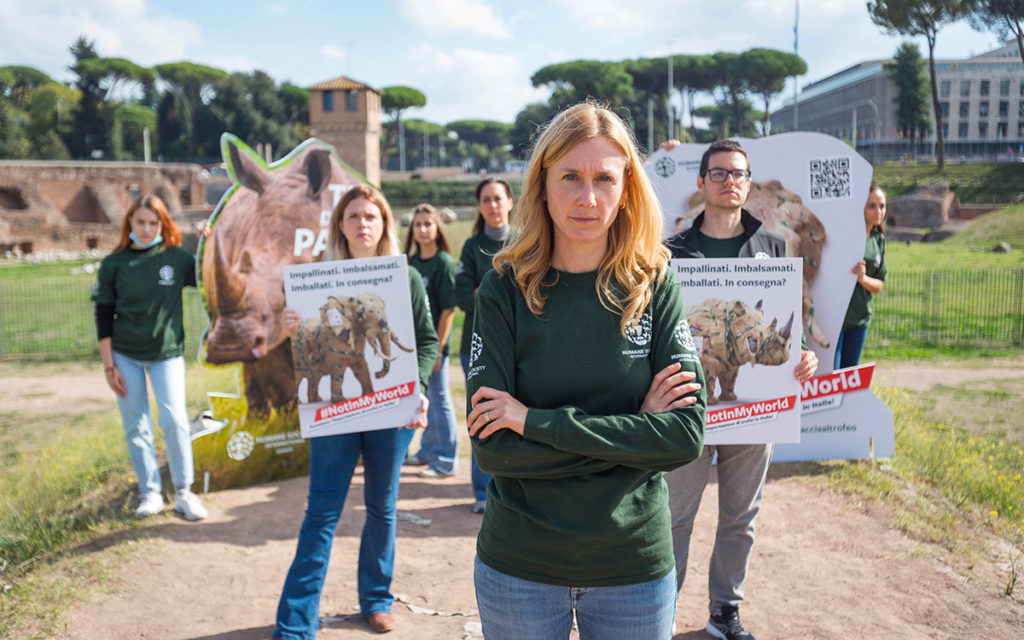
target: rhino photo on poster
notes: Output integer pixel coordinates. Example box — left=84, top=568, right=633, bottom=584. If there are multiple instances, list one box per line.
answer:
left=650, top=134, right=894, bottom=460
left=284, top=256, right=421, bottom=438
left=672, top=258, right=803, bottom=445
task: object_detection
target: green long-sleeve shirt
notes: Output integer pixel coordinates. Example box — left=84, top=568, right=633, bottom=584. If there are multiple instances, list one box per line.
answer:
left=410, top=251, right=456, bottom=357
left=92, top=246, right=197, bottom=361
left=842, top=229, right=887, bottom=330
left=466, top=267, right=706, bottom=586
left=455, top=232, right=504, bottom=355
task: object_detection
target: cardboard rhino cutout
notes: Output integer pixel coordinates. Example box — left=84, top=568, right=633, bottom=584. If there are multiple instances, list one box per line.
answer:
left=199, top=134, right=367, bottom=416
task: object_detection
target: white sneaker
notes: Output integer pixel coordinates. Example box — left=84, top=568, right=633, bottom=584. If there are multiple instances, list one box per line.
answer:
left=135, top=492, right=165, bottom=518
left=174, top=490, right=208, bottom=521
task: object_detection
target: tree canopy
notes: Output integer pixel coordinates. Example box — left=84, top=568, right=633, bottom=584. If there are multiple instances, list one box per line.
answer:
left=868, top=0, right=975, bottom=168
left=968, top=0, right=1024, bottom=63
left=887, top=41, right=932, bottom=143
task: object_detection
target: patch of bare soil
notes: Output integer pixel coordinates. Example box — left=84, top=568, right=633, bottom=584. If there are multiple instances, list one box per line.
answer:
left=5, top=361, right=1022, bottom=639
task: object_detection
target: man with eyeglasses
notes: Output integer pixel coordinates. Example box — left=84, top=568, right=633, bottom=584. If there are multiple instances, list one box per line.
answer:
left=661, top=138, right=818, bottom=640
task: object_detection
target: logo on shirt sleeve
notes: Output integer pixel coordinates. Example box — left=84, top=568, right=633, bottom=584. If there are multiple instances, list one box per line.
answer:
left=158, top=265, right=175, bottom=286
left=467, top=332, right=486, bottom=380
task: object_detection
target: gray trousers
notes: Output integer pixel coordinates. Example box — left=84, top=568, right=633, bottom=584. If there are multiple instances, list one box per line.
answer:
left=664, top=443, right=772, bottom=614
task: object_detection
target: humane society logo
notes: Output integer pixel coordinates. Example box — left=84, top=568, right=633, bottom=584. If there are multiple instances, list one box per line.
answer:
left=466, top=332, right=486, bottom=380
left=672, top=318, right=701, bottom=364
left=622, top=313, right=652, bottom=359
left=674, top=319, right=695, bottom=352
left=625, top=313, right=652, bottom=346
left=158, top=265, right=175, bottom=286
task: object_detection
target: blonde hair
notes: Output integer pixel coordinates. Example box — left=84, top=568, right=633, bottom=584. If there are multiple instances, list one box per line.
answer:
left=325, top=184, right=400, bottom=260
left=494, top=102, right=669, bottom=334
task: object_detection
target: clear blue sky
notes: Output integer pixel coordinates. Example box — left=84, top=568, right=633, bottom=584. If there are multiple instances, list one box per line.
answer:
left=0, top=0, right=1005, bottom=125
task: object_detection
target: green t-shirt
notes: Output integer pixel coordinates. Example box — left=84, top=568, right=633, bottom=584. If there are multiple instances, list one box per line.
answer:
left=698, top=232, right=747, bottom=258
left=92, top=246, right=197, bottom=361
left=409, top=251, right=457, bottom=357
left=455, top=232, right=505, bottom=355
left=842, top=229, right=887, bottom=329
left=466, top=267, right=706, bottom=587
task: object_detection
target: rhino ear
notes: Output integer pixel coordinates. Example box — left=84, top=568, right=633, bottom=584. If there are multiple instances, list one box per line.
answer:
left=304, top=149, right=333, bottom=200
left=228, top=140, right=269, bottom=195
left=755, top=299, right=763, bottom=312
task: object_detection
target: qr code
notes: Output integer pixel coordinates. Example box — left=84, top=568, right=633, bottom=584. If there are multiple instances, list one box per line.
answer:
left=809, top=157, right=851, bottom=200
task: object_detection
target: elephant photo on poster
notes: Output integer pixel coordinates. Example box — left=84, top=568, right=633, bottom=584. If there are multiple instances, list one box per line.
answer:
left=291, top=292, right=415, bottom=405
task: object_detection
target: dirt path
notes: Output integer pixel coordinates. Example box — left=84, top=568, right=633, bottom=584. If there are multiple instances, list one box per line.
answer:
left=5, top=360, right=1023, bottom=639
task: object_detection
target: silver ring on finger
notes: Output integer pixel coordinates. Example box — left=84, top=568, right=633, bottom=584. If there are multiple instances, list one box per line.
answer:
left=484, top=412, right=491, bottom=423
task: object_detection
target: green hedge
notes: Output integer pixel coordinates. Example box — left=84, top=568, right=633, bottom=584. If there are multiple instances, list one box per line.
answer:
left=382, top=178, right=522, bottom=207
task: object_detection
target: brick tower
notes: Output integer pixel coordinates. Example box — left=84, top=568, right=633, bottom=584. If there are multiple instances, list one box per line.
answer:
left=307, top=76, right=381, bottom=186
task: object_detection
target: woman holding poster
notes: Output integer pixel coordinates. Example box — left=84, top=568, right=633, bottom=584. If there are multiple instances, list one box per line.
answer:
left=273, top=185, right=437, bottom=638
left=835, top=183, right=887, bottom=369
left=92, top=194, right=207, bottom=522
left=455, top=177, right=514, bottom=513
left=465, top=102, right=707, bottom=640
left=403, top=203, right=460, bottom=477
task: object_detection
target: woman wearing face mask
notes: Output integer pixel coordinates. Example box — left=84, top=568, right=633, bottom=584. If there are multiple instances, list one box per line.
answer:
left=403, top=203, right=460, bottom=478
left=92, top=194, right=207, bottom=521
left=273, top=184, right=437, bottom=638
left=834, top=183, right=887, bottom=370
left=454, top=177, right=514, bottom=514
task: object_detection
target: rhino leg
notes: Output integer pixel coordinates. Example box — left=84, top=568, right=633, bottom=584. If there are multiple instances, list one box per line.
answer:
left=719, top=368, right=739, bottom=402
left=244, top=342, right=298, bottom=416
left=243, top=363, right=271, bottom=417
left=706, top=376, right=719, bottom=405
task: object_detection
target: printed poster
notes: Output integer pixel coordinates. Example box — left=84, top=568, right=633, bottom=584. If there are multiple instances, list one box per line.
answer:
left=673, top=258, right=803, bottom=445
left=283, top=255, right=421, bottom=438
left=650, top=133, right=894, bottom=460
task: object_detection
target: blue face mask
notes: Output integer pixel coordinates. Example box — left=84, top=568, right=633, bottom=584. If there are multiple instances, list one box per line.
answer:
left=129, top=231, right=163, bottom=249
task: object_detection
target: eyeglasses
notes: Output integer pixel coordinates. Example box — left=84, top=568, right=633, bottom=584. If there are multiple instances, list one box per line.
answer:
left=703, top=168, right=751, bottom=184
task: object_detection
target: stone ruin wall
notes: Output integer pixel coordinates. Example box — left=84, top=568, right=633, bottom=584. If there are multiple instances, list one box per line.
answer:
left=0, top=161, right=210, bottom=253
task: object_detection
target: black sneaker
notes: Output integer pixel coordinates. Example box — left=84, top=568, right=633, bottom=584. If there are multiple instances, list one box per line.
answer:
left=706, top=605, right=754, bottom=640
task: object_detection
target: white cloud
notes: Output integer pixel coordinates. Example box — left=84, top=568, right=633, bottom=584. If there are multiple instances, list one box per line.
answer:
left=398, top=0, right=511, bottom=39
left=320, top=45, right=347, bottom=61
left=407, top=44, right=548, bottom=123
left=0, top=0, right=200, bottom=81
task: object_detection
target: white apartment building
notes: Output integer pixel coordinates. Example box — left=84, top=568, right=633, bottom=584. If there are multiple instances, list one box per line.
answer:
left=771, top=42, right=1024, bottom=163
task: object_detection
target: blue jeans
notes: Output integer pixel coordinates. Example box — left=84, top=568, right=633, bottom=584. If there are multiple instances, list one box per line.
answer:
left=461, top=354, right=490, bottom=502
left=275, top=427, right=416, bottom=640
left=112, top=352, right=193, bottom=494
left=474, top=556, right=677, bottom=640
left=413, top=356, right=459, bottom=474
left=834, top=325, right=869, bottom=370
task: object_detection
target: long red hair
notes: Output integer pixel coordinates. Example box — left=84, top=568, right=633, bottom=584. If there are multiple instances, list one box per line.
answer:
left=114, top=194, right=182, bottom=253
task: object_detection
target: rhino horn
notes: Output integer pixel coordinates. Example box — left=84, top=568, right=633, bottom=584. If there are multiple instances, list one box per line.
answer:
left=213, top=227, right=246, bottom=311
left=779, top=312, right=794, bottom=340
